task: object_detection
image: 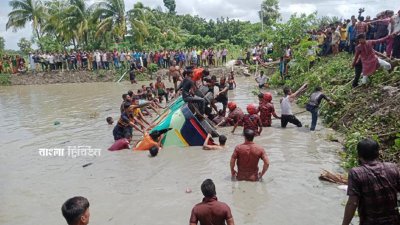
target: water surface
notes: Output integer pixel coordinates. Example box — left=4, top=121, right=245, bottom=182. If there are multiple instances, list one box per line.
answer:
left=0, top=78, right=346, bottom=225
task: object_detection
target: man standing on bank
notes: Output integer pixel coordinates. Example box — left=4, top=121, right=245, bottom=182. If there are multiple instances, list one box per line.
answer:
left=230, top=129, right=270, bottom=182
left=190, top=179, right=235, bottom=225
left=342, top=138, right=400, bottom=225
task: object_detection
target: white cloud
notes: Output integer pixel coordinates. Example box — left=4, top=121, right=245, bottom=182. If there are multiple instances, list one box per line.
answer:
left=282, top=3, right=317, bottom=16
left=1, top=0, right=398, bottom=50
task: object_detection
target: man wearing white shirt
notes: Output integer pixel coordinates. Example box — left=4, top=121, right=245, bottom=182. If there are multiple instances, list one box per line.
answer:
left=49, top=53, right=55, bottom=71
left=221, top=48, right=228, bottom=65
left=391, top=10, right=400, bottom=59
left=255, top=71, right=268, bottom=88
left=192, top=48, right=197, bottom=65
left=102, top=52, right=108, bottom=70
left=95, top=51, right=101, bottom=70
left=120, top=51, right=126, bottom=68
left=29, top=52, right=35, bottom=72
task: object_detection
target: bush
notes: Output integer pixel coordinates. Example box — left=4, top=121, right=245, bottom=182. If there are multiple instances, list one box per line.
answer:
left=147, top=63, right=158, bottom=74
left=136, top=72, right=149, bottom=81
left=0, top=74, right=11, bottom=85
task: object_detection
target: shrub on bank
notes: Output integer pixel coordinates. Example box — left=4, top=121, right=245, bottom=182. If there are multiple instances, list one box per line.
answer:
left=0, top=74, right=11, bottom=85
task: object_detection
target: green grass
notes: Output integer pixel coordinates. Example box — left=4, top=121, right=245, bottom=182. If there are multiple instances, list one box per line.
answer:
left=0, top=74, right=12, bottom=86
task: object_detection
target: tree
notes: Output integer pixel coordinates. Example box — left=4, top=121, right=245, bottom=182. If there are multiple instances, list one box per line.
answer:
left=262, top=13, right=317, bottom=58
left=92, top=0, right=126, bottom=42
left=259, top=0, right=280, bottom=26
left=163, top=0, right=176, bottom=14
left=43, top=0, right=73, bottom=48
left=6, top=0, right=45, bottom=48
left=127, top=3, right=151, bottom=46
left=0, top=37, right=5, bottom=52
left=18, top=37, right=33, bottom=54
left=4, top=0, right=280, bottom=52
left=64, top=0, right=91, bottom=48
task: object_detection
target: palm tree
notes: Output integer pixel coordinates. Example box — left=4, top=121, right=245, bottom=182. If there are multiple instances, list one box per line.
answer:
left=43, top=0, right=72, bottom=48
left=6, top=0, right=45, bottom=46
left=92, top=0, right=126, bottom=42
left=127, top=3, right=153, bottom=45
left=64, top=0, right=90, bottom=48
left=259, top=0, right=281, bottom=26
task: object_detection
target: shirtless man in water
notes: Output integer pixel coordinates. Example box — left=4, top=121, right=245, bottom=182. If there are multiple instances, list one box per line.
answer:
left=202, top=133, right=227, bottom=150
left=169, top=60, right=181, bottom=92
left=230, top=129, right=270, bottom=181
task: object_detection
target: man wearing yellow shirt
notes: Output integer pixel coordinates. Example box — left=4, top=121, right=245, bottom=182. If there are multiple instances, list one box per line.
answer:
left=128, top=102, right=150, bottom=130
left=317, top=30, right=326, bottom=46
left=196, top=49, right=202, bottom=66
left=339, top=23, right=348, bottom=52
left=316, top=30, right=326, bottom=55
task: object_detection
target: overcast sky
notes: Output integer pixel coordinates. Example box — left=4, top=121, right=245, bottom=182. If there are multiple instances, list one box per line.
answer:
left=0, top=0, right=397, bottom=50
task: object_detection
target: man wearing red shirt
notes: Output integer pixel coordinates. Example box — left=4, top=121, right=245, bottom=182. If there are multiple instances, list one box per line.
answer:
left=190, top=179, right=234, bottom=225
left=355, top=16, right=369, bottom=36
left=230, top=129, right=270, bottom=181
left=225, top=102, right=244, bottom=126
left=352, top=33, right=391, bottom=84
left=258, top=92, right=280, bottom=127
left=231, top=104, right=262, bottom=135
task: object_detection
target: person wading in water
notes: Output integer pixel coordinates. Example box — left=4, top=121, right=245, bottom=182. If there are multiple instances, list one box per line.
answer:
left=230, top=129, right=270, bottom=182
left=169, top=60, right=181, bottom=92
left=280, top=84, right=308, bottom=128
left=189, top=179, right=235, bottom=225
left=306, top=86, right=336, bottom=131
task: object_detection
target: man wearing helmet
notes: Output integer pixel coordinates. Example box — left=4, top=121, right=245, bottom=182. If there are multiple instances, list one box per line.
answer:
left=232, top=104, right=262, bottom=135
left=219, top=102, right=244, bottom=127
left=259, top=92, right=281, bottom=127
left=192, top=67, right=210, bottom=84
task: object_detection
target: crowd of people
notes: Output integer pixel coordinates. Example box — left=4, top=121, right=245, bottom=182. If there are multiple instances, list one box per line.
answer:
left=0, top=47, right=230, bottom=74
left=109, top=64, right=239, bottom=152
left=308, top=9, right=400, bottom=87
left=312, top=10, right=400, bottom=58
left=0, top=54, right=26, bottom=74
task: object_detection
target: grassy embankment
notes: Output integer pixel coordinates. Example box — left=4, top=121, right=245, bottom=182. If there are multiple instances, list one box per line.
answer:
left=268, top=52, right=400, bottom=169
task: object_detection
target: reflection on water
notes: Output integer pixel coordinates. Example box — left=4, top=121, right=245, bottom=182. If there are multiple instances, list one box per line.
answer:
left=0, top=78, right=346, bottom=225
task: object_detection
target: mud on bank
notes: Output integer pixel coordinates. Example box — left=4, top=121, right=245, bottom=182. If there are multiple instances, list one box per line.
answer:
left=2, top=66, right=252, bottom=86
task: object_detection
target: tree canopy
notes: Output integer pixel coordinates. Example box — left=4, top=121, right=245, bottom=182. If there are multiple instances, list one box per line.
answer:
left=17, top=37, right=33, bottom=54
left=259, top=0, right=281, bottom=26
left=5, top=0, right=324, bottom=57
left=163, top=0, right=176, bottom=14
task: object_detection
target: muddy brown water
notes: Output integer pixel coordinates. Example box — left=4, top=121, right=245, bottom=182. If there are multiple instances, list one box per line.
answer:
left=0, top=77, right=347, bottom=225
